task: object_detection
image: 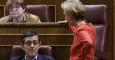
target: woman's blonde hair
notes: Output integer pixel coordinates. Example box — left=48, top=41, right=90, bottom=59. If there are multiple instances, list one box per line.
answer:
left=6, top=0, right=25, bottom=9
left=61, top=0, right=85, bottom=20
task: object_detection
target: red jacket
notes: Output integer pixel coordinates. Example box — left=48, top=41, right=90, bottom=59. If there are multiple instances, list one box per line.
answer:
left=69, top=23, right=96, bottom=60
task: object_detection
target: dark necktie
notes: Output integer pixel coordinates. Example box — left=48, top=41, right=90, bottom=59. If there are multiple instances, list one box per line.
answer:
left=32, top=57, right=36, bottom=60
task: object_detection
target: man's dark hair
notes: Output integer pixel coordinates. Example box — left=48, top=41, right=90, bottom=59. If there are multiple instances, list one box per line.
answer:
left=21, top=31, right=40, bottom=44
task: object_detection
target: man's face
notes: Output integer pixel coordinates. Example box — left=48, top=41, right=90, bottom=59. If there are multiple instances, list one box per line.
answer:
left=22, top=35, right=40, bottom=57
left=9, top=3, right=25, bottom=17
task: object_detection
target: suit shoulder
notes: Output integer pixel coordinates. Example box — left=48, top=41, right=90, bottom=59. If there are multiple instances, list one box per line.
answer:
left=38, top=55, right=55, bottom=60
left=10, top=56, right=24, bottom=60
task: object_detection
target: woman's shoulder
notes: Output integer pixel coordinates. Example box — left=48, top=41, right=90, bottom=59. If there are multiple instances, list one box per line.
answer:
left=25, top=12, right=41, bottom=23
left=0, top=16, right=10, bottom=22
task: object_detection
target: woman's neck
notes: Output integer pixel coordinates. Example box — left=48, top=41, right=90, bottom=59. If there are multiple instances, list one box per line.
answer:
left=12, top=13, right=25, bottom=22
left=75, top=20, right=86, bottom=27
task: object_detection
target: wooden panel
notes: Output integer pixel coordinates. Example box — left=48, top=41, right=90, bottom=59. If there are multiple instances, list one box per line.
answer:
left=0, top=46, right=12, bottom=60
left=0, top=23, right=72, bottom=45
left=0, top=23, right=71, bottom=34
left=0, top=5, right=4, bottom=18
left=114, top=0, right=115, bottom=60
left=0, top=0, right=6, bottom=5
left=0, top=34, right=73, bottom=45
left=49, top=5, right=56, bottom=22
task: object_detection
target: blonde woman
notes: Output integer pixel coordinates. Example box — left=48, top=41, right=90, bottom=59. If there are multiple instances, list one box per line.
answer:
left=61, top=0, right=96, bottom=60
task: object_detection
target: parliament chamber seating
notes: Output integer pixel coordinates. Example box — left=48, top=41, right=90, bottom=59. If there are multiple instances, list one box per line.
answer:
left=0, top=5, right=112, bottom=60
left=85, top=5, right=107, bottom=49
left=26, top=5, right=51, bottom=22
left=11, top=45, right=52, bottom=57
left=85, top=5, right=111, bottom=60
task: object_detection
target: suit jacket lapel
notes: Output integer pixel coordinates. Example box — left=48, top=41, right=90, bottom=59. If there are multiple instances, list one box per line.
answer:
left=18, top=56, right=25, bottom=60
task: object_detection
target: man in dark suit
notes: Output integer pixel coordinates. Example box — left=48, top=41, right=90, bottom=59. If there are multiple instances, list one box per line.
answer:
left=10, top=31, right=55, bottom=60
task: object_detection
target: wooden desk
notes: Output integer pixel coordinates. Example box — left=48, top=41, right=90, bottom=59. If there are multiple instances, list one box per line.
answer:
left=0, top=22, right=72, bottom=60
left=0, top=22, right=71, bottom=34
left=0, top=22, right=112, bottom=60
left=0, top=22, right=73, bottom=45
